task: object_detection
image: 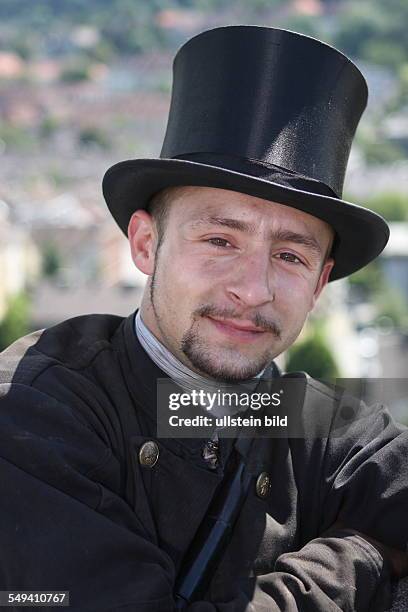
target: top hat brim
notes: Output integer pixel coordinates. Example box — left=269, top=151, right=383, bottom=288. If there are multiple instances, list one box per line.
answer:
left=102, top=157, right=389, bottom=282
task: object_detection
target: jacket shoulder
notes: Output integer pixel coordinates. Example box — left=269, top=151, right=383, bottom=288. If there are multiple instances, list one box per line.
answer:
left=0, top=313, right=126, bottom=387
left=280, top=370, right=379, bottom=438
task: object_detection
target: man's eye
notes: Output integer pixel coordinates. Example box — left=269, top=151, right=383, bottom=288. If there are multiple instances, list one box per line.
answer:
left=278, top=252, right=302, bottom=264
left=207, top=238, right=231, bottom=248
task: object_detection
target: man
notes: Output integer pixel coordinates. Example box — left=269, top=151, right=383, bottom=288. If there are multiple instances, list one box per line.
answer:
left=0, top=25, right=407, bottom=611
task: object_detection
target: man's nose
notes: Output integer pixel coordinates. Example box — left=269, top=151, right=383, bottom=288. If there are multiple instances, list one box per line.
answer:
left=225, top=251, right=274, bottom=307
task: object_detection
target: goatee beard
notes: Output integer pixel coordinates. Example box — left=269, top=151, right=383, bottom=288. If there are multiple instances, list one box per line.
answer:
left=180, top=329, right=270, bottom=382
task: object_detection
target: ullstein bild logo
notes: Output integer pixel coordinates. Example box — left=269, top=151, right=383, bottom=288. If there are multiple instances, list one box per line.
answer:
left=167, top=413, right=288, bottom=428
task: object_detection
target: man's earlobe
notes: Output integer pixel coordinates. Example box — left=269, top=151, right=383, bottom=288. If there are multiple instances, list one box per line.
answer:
left=128, top=210, right=156, bottom=276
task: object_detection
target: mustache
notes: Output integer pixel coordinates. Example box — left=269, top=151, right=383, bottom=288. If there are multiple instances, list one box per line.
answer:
left=195, top=304, right=282, bottom=339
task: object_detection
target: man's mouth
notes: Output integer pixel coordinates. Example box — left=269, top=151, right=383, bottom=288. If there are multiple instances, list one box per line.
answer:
left=205, top=315, right=267, bottom=342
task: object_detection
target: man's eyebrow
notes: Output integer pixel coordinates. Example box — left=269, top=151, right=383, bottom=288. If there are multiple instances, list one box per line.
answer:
left=272, top=229, right=323, bottom=256
left=189, top=216, right=323, bottom=255
left=189, top=216, right=257, bottom=233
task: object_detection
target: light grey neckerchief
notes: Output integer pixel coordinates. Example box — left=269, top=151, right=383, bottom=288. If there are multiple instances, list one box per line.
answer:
left=134, top=309, right=268, bottom=422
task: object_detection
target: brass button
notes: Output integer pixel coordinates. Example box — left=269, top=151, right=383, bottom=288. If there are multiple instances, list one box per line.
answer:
left=139, top=441, right=159, bottom=467
left=256, top=471, right=272, bottom=499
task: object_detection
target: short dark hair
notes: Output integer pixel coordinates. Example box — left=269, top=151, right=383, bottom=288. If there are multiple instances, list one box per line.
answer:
left=146, top=188, right=173, bottom=250
left=146, top=186, right=188, bottom=250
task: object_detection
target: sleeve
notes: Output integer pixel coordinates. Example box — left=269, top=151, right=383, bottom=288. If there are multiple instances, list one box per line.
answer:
left=180, top=399, right=408, bottom=611
left=180, top=531, right=391, bottom=612
left=246, top=400, right=407, bottom=612
left=0, top=383, right=176, bottom=612
left=320, top=401, right=408, bottom=552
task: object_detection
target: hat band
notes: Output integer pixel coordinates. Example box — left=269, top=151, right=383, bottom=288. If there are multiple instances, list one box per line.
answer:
left=172, top=152, right=339, bottom=199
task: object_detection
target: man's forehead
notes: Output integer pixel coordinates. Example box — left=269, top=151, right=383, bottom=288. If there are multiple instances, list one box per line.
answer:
left=172, top=186, right=326, bottom=233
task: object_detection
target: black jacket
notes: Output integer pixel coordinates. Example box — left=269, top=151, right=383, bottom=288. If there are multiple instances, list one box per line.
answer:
left=0, top=311, right=406, bottom=611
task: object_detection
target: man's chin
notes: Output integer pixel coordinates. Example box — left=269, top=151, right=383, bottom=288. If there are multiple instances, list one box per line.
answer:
left=184, top=350, right=270, bottom=382
left=180, top=324, right=279, bottom=381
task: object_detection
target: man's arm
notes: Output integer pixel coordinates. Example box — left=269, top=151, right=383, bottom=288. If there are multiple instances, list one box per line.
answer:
left=185, top=394, right=408, bottom=611
left=329, top=522, right=408, bottom=579
left=0, top=384, right=176, bottom=611
left=182, top=528, right=392, bottom=611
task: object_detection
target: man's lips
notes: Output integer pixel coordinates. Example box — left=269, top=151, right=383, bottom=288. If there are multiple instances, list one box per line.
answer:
left=208, top=316, right=264, bottom=332
left=205, top=315, right=267, bottom=341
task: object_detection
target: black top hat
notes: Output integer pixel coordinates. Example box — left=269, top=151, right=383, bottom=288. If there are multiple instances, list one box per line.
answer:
left=103, top=25, right=389, bottom=281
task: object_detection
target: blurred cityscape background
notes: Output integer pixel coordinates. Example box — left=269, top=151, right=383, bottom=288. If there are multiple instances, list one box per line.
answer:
left=0, top=0, right=408, bottom=420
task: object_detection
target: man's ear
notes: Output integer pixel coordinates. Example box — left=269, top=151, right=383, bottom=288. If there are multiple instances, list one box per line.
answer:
left=310, top=257, right=335, bottom=310
left=128, top=210, right=157, bottom=276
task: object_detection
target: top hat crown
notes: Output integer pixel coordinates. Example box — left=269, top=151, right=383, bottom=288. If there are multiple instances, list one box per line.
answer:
left=161, top=25, right=368, bottom=199
left=103, top=25, right=389, bottom=280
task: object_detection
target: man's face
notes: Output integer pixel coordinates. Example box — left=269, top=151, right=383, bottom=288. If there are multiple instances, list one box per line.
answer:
left=130, top=186, right=334, bottom=382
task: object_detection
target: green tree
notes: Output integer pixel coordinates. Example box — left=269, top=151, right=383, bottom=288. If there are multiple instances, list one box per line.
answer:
left=285, top=327, right=339, bottom=380
left=367, top=192, right=408, bottom=222
left=348, top=261, right=384, bottom=301
left=39, top=116, right=59, bottom=140
left=42, top=242, right=61, bottom=278
left=333, top=0, right=408, bottom=72
left=0, top=292, right=30, bottom=352
left=375, top=288, right=408, bottom=330
left=281, top=14, right=323, bottom=39
left=334, top=6, right=385, bottom=59
left=60, top=61, right=90, bottom=83
left=0, top=122, right=35, bottom=152
left=10, top=35, right=33, bottom=60
left=79, top=126, right=110, bottom=149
